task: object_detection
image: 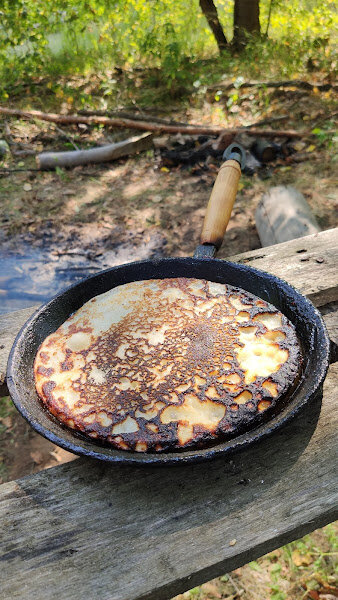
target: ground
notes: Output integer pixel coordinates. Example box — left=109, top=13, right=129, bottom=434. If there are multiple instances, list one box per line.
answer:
left=0, top=78, right=337, bottom=599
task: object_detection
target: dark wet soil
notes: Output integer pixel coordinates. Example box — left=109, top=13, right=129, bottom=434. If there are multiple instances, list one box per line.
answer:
left=0, top=222, right=166, bottom=314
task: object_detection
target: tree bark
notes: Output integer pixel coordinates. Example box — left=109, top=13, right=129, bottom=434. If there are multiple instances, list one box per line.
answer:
left=233, top=0, right=260, bottom=49
left=199, top=0, right=228, bottom=52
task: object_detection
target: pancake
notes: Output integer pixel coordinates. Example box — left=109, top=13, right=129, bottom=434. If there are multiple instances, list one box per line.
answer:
left=34, top=278, right=301, bottom=452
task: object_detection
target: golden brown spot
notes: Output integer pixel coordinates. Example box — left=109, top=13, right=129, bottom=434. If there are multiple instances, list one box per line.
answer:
left=135, top=441, right=147, bottom=452
left=258, top=399, right=272, bottom=412
left=147, top=423, right=159, bottom=433
left=112, top=416, right=139, bottom=435
left=265, top=330, right=286, bottom=343
left=116, top=377, right=131, bottom=391
left=234, top=390, right=253, bottom=404
left=236, top=311, right=250, bottom=322
left=135, top=406, right=158, bottom=420
left=262, top=380, right=279, bottom=397
left=177, top=423, right=194, bottom=445
left=225, top=373, right=241, bottom=385
left=230, top=296, right=252, bottom=311
left=195, top=375, right=206, bottom=387
left=230, top=404, right=239, bottom=411
left=66, top=332, right=92, bottom=352
left=253, top=312, right=283, bottom=330
left=176, top=383, right=190, bottom=393
left=83, top=413, right=96, bottom=424
left=205, top=386, right=220, bottom=399
left=98, top=412, right=112, bottom=427
left=161, top=394, right=225, bottom=430
left=114, top=436, right=129, bottom=450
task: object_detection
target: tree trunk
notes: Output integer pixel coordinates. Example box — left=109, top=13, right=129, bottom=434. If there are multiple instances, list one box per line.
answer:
left=199, top=0, right=228, bottom=52
left=233, top=0, right=260, bottom=49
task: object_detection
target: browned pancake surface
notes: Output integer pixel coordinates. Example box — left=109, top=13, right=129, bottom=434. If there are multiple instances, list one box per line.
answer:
left=34, top=278, right=301, bottom=452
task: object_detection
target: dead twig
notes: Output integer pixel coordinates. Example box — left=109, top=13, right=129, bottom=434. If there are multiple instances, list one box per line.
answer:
left=208, top=79, right=338, bottom=92
left=227, top=574, right=245, bottom=597
left=0, top=106, right=306, bottom=138
left=54, top=125, right=79, bottom=151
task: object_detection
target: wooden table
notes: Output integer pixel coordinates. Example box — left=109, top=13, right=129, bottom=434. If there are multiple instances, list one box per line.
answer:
left=0, top=229, right=337, bottom=600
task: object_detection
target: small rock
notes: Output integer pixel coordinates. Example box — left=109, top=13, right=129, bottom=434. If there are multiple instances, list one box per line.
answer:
left=23, top=183, right=32, bottom=192
left=229, top=539, right=237, bottom=546
left=316, top=257, right=324, bottom=263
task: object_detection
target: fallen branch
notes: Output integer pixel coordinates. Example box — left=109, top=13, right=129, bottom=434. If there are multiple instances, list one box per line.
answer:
left=78, top=109, right=190, bottom=127
left=0, top=106, right=304, bottom=138
left=209, top=79, right=338, bottom=92
left=36, top=132, right=153, bottom=169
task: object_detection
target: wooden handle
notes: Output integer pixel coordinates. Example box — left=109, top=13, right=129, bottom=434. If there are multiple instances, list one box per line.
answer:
left=200, top=159, right=241, bottom=249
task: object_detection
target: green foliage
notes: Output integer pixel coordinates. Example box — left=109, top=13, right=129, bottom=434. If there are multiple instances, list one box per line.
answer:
left=0, top=0, right=336, bottom=97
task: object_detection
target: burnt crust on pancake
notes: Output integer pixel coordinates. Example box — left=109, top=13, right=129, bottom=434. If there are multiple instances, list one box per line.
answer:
left=34, top=278, right=302, bottom=452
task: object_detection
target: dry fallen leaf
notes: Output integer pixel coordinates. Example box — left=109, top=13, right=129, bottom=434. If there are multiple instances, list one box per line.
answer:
left=30, top=451, right=44, bottom=465
left=292, top=549, right=313, bottom=566
left=201, top=582, right=222, bottom=598
left=0, top=416, right=12, bottom=429
left=23, top=183, right=32, bottom=192
left=306, top=591, right=319, bottom=600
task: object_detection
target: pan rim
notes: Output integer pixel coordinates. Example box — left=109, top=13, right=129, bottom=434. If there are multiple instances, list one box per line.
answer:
left=6, top=256, right=330, bottom=465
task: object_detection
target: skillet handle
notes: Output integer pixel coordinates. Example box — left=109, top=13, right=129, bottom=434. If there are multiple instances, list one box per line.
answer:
left=200, top=148, right=244, bottom=250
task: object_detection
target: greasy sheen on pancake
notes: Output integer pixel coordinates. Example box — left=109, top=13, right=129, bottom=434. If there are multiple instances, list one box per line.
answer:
left=34, top=278, right=301, bottom=452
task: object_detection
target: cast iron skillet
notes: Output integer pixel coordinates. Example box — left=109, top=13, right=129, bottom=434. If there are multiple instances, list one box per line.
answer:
left=6, top=145, right=330, bottom=465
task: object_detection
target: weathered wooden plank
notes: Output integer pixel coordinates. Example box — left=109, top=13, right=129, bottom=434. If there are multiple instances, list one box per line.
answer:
left=229, top=227, right=338, bottom=307
left=0, top=363, right=337, bottom=600
left=1, top=228, right=337, bottom=396
left=0, top=305, right=39, bottom=394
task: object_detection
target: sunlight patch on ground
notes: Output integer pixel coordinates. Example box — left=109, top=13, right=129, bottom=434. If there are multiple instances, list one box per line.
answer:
left=122, top=174, right=157, bottom=199
left=64, top=182, right=107, bottom=215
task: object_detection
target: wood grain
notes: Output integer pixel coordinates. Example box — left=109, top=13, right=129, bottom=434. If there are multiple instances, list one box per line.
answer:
left=229, top=227, right=338, bottom=307
left=0, top=228, right=337, bottom=396
left=0, top=363, right=337, bottom=600
left=201, top=159, right=241, bottom=248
